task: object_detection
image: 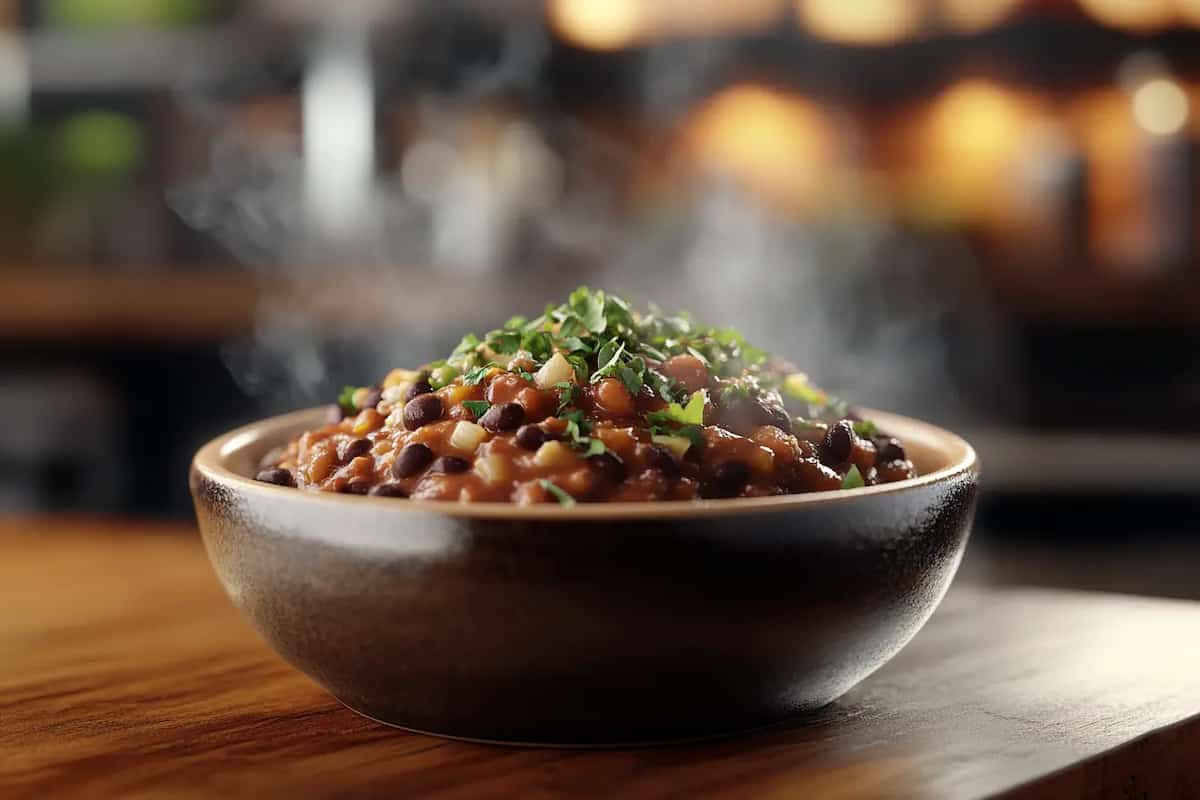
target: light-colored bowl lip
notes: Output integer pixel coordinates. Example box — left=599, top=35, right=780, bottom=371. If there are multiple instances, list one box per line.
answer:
left=192, top=406, right=978, bottom=521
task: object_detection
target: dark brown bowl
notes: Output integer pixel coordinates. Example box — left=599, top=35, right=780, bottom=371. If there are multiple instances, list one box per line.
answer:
left=190, top=407, right=978, bottom=745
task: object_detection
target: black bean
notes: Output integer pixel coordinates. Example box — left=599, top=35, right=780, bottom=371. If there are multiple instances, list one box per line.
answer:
left=718, top=394, right=790, bottom=436
left=514, top=424, right=547, bottom=451
left=876, top=437, right=906, bottom=465
left=762, top=402, right=792, bottom=432
left=588, top=452, right=626, bottom=483
left=255, top=467, right=295, bottom=488
left=645, top=445, right=680, bottom=480
left=877, top=459, right=916, bottom=483
left=430, top=455, right=470, bottom=474
left=405, top=378, right=434, bottom=402
left=339, top=437, right=373, bottom=463
left=360, top=386, right=383, bottom=411
left=709, top=460, right=750, bottom=498
left=479, top=401, right=525, bottom=432
left=342, top=481, right=371, bottom=495
left=403, top=393, right=443, bottom=430
left=392, top=442, right=434, bottom=479
left=369, top=483, right=409, bottom=498
left=821, top=420, right=855, bottom=466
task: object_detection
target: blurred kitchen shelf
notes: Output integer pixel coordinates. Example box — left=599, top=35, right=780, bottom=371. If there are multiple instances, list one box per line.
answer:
left=984, top=263, right=1200, bottom=325
left=0, top=268, right=260, bottom=342
left=0, top=266, right=577, bottom=344
left=24, top=28, right=239, bottom=92
left=964, top=428, right=1200, bottom=493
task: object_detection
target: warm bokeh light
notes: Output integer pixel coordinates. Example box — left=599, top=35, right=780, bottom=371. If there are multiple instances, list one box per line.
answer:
left=1077, top=0, right=1175, bottom=32
left=1133, top=78, right=1191, bottom=134
left=682, top=84, right=835, bottom=211
left=548, top=0, right=784, bottom=50
left=797, top=0, right=924, bottom=45
left=927, top=81, right=1034, bottom=182
left=917, top=80, right=1042, bottom=225
left=1067, top=89, right=1141, bottom=261
left=939, top=0, right=1020, bottom=32
left=1179, top=0, right=1200, bottom=26
left=548, top=0, right=643, bottom=51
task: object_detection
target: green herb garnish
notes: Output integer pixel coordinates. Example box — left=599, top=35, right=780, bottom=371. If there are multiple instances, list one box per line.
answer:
left=462, top=365, right=493, bottom=386
left=646, top=389, right=707, bottom=428
left=841, top=465, right=865, bottom=490
left=678, top=425, right=706, bottom=451
left=337, top=385, right=359, bottom=414
left=462, top=400, right=491, bottom=418
left=555, top=382, right=578, bottom=415
left=852, top=420, right=878, bottom=438
left=539, top=479, right=576, bottom=507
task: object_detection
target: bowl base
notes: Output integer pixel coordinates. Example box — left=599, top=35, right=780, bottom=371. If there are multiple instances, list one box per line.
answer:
left=334, top=693, right=838, bottom=749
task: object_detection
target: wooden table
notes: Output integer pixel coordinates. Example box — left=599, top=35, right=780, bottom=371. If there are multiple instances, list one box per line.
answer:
left=3, top=517, right=1199, bottom=799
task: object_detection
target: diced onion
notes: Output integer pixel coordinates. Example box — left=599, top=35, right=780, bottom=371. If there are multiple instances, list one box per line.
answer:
left=535, top=352, right=575, bottom=389
left=474, top=454, right=511, bottom=485
left=384, top=368, right=420, bottom=388
left=450, top=421, right=489, bottom=452
left=534, top=440, right=578, bottom=468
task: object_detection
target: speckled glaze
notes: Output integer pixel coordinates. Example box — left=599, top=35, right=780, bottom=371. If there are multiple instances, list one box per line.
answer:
left=190, top=408, right=978, bottom=745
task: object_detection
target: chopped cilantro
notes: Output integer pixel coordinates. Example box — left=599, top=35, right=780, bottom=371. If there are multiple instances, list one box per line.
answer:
left=451, top=333, right=480, bottom=357
left=841, top=465, right=865, bottom=490
left=560, top=336, right=589, bottom=353
left=489, top=329, right=522, bottom=354
left=413, top=288, right=851, bottom=456
left=591, top=339, right=626, bottom=382
left=678, top=425, right=706, bottom=451
left=568, top=286, right=608, bottom=334
left=647, top=389, right=707, bottom=428
left=539, top=479, right=577, bottom=507
left=852, top=420, right=878, bottom=438
left=337, top=385, right=359, bottom=414
left=462, top=400, right=491, bottom=418
left=521, top=330, right=555, bottom=361
left=555, top=382, right=578, bottom=415
left=462, top=365, right=493, bottom=386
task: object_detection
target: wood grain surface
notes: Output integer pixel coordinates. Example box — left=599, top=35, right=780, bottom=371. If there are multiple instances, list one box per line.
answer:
left=2, top=516, right=1199, bottom=800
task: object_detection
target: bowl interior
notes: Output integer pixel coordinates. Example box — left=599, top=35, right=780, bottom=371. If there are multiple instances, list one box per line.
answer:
left=197, top=406, right=976, bottom=519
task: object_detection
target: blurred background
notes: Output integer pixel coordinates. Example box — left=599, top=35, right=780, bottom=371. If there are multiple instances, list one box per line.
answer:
left=0, top=0, right=1196, bottom=595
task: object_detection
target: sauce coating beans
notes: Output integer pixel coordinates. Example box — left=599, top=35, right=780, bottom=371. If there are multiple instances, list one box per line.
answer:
left=403, top=394, right=442, bottom=430
left=392, top=442, right=433, bottom=479
left=261, top=288, right=918, bottom=504
left=479, top=402, right=525, bottom=432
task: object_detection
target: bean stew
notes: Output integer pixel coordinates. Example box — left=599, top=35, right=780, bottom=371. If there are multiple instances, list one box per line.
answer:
left=259, top=288, right=918, bottom=505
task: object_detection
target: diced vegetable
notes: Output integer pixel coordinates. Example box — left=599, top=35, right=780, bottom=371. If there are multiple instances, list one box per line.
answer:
left=534, top=440, right=578, bottom=468
left=383, top=369, right=420, bottom=388
left=783, top=373, right=827, bottom=406
left=535, top=352, right=575, bottom=389
left=651, top=434, right=692, bottom=459
left=474, top=454, right=511, bottom=485
left=449, top=421, right=488, bottom=453
left=429, top=364, right=461, bottom=389
left=841, top=465, right=865, bottom=490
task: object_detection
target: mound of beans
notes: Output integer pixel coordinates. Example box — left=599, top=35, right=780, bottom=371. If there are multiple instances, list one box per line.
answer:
left=258, top=357, right=917, bottom=505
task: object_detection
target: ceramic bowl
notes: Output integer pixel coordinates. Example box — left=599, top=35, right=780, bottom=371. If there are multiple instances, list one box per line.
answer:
left=190, top=407, right=978, bottom=745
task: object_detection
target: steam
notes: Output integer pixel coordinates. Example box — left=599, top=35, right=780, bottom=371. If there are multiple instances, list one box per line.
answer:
left=170, top=13, right=1015, bottom=423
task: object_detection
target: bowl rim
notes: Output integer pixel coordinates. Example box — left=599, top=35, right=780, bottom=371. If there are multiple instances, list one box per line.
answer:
left=192, top=407, right=978, bottom=521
